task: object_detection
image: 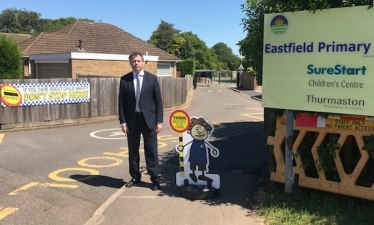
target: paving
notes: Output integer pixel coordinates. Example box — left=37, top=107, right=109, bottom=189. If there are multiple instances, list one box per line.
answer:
left=84, top=83, right=264, bottom=225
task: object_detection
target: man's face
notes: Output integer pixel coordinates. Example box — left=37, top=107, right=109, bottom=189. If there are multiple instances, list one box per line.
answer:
left=130, top=55, right=144, bottom=73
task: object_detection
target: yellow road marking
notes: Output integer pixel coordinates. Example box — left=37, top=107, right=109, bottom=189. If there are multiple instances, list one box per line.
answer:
left=49, top=168, right=99, bottom=182
left=241, top=114, right=264, bottom=120
left=9, top=182, right=40, bottom=196
left=0, top=206, right=19, bottom=220
left=0, top=133, right=4, bottom=143
left=78, top=156, right=123, bottom=168
left=9, top=182, right=78, bottom=196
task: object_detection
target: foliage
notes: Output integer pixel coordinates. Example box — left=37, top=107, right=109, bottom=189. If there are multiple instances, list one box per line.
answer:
left=178, top=59, right=195, bottom=77
left=0, top=8, right=42, bottom=34
left=167, top=35, right=186, bottom=57
left=148, top=20, right=180, bottom=52
left=211, top=42, right=240, bottom=71
left=0, top=34, right=22, bottom=79
left=180, top=32, right=219, bottom=69
left=41, top=17, right=93, bottom=33
left=147, top=20, right=237, bottom=70
left=0, top=8, right=94, bottom=35
left=179, top=39, right=194, bottom=60
left=362, top=134, right=374, bottom=159
left=316, top=137, right=341, bottom=181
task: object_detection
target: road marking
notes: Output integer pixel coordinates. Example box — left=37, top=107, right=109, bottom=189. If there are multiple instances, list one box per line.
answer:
left=41, top=183, right=79, bottom=189
left=78, top=156, right=123, bottom=168
left=49, top=168, right=99, bottom=182
left=0, top=206, right=19, bottom=220
left=244, top=107, right=263, bottom=111
left=9, top=182, right=78, bottom=196
left=90, top=128, right=126, bottom=140
left=84, top=186, right=127, bottom=225
left=9, top=182, right=40, bottom=196
left=0, top=133, right=4, bottom=143
left=241, top=114, right=264, bottom=121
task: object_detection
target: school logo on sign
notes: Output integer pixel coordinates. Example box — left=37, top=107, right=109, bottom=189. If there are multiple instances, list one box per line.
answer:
left=270, top=15, right=288, bottom=35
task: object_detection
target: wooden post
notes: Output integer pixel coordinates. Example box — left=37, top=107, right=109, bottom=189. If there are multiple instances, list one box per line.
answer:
left=285, top=110, right=294, bottom=193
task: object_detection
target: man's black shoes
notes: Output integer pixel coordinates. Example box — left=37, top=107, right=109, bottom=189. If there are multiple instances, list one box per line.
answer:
left=152, top=182, right=161, bottom=191
left=125, top=178, right=161, bottom=191
left=125, top=178, right=140, bottom=188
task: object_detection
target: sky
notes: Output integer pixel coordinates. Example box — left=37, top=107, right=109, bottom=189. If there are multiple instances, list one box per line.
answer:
left=0, top=0, right=248, bottom=56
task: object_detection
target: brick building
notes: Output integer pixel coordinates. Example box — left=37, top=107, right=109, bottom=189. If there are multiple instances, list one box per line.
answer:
left=2, top=21, right=180, bottom=78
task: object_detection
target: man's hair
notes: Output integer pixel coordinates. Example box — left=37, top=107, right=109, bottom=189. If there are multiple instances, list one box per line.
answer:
left=129, top=52, right=144, bottom=61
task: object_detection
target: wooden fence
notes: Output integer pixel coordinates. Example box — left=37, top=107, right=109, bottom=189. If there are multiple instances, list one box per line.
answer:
left=267, top=115, right=374, bottom=201
left=240, top=72, right=257, bottom=90
left=0, top=76, right=192, bottom=130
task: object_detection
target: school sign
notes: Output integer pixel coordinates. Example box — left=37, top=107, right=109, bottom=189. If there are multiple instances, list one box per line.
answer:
left=262, top=6, right=374, bottom=116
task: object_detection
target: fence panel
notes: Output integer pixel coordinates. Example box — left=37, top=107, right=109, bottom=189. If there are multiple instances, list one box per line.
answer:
left=0, top=76, right=192, bottom=129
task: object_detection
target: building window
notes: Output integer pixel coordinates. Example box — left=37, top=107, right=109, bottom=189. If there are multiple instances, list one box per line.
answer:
left=157, top=63, right=171, bottom=77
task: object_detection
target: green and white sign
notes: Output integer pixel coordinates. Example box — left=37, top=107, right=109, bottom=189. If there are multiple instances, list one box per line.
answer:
left=262, top=6, right=374, bottom=116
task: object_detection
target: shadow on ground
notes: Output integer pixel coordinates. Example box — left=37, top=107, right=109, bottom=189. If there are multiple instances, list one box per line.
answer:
left=157, top=121, right=265, bottom=214
left=69, top=175, right=125, bottom=188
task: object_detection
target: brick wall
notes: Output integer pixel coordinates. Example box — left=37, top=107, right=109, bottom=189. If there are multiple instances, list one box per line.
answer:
left=72, top=59, right=158, bottom=78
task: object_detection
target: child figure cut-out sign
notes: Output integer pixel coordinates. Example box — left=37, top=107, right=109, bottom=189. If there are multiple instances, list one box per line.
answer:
left=169, top=110, right=220, bottom=199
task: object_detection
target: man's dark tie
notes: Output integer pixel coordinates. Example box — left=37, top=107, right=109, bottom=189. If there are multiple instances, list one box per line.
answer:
left=135, top=74, right=141, bottom=112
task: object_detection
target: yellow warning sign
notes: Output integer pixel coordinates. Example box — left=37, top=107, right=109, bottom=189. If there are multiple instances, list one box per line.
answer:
left=0, top=84, right=22, bottom=107
left=169, top=110, right=190, bottom=133
left=325, top=119, right=374, bottom=132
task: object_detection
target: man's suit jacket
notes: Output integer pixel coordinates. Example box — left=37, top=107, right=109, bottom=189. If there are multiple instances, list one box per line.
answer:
left=118, top=71, right=163, bottom=130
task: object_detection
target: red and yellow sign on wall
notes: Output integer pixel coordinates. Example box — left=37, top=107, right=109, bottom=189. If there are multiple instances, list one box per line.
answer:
left=0, top=84, right=22, bottom=107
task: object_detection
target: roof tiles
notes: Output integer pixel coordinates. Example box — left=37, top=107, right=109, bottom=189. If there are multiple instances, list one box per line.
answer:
left=19, top=21, right=180, bottom=61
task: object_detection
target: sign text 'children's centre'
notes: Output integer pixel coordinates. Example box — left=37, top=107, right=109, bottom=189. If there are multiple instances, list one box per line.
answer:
left=262, top=6, right=374, bottom=116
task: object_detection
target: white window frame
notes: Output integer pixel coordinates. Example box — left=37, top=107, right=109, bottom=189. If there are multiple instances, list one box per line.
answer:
left=157, top=63, right=171, bottom=77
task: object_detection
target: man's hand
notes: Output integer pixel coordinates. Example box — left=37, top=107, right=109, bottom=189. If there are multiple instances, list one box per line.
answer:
left=156, top=124, right=163, bottom=133
left=121, top=125, right=129, bottom=135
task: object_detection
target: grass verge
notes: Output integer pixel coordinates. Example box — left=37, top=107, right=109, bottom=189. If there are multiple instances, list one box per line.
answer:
left=255, top=182, right=374, bottom=225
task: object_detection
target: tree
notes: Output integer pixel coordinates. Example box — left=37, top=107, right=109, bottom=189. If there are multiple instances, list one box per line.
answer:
left=0, top=34, right=22, bottom=79
left=148, top=20, right=180, bottom=52
left=41, top=17, right=93, bottom=33
left=0, top=8, right=94, bottom=35
left=212, top=42, right=240, bottom=71
left=180, top=32, right=218, bottom=69
left=0, top=8, right=42, bottom=34
left=167, top=35, right=186, bottom=58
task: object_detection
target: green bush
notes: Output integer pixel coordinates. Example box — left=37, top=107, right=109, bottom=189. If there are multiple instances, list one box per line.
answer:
left=178, top=59, right=195, bottom=77
left=0, top=34, right=23, bottom=79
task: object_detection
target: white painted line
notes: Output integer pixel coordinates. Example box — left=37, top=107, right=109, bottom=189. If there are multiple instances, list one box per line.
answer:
left=84, top=186, right=127, bottom=225
left=90, top=128, right=127, bottom=140
left=0, top=134, right=4, bottom=144
left=241, top=114, right=264, bottom=121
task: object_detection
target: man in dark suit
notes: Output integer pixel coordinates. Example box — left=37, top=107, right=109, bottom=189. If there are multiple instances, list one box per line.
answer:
left=118, top=52, right=163, bottom=191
